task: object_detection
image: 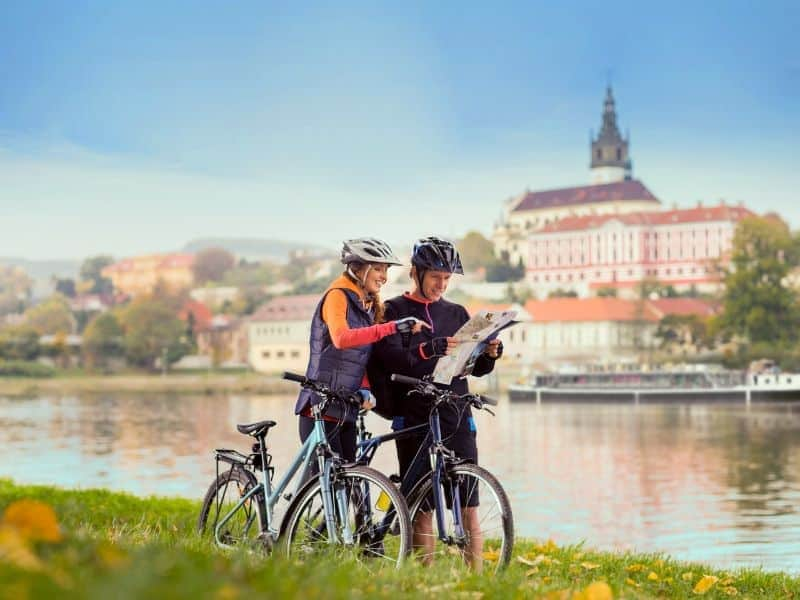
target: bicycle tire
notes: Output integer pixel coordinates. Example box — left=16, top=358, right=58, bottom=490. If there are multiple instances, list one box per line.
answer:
left=281, top=465, right=412, bottom=569
left=197, top=467, right=269, bottom=550
left=407, top=462, right=513, bottom=572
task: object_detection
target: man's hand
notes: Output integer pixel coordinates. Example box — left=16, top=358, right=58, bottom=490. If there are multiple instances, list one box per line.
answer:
left=420, top=336, right=459, bottom=358
left=483, top=339, right=503, bottom=359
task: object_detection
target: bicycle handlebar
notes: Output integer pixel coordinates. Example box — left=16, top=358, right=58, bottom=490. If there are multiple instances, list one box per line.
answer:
left=282, top=371, right=361, bottom=408
left=282, top=371, right=307, bottom=384
left=390, top=373, right=498, bottom=411
left=479, top=395, right=499, bottom=406
left=389, top=373, right=425, bottom=387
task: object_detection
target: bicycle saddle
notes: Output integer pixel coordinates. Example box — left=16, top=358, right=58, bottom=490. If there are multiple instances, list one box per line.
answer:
left=236, top=420, right=277, bottom=437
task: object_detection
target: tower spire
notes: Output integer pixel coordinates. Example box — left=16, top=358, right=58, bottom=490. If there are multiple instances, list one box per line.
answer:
left=590, top=85, right=632, bottom=183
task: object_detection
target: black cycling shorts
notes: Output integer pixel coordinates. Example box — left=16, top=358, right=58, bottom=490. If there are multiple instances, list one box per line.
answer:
left=396, top=430, right=479, bottom=509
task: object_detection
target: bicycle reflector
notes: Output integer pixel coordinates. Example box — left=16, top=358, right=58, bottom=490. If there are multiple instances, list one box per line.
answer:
left=376, top=490, right=392, bottom=512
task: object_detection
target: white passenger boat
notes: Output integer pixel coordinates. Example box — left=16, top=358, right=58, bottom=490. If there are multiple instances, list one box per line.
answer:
left=508, top=366, right=800, bottom=403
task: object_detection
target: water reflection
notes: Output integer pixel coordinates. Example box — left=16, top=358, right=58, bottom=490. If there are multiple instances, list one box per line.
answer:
left=1, top=394, right=799, bottom=572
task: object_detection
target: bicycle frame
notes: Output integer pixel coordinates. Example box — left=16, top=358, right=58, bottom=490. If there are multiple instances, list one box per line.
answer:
left=355, top=408, right=468, bottom=546
left=214, top=414, right=352, bottom=547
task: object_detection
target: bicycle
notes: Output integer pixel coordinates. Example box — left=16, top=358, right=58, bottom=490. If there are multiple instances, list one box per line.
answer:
left=197, top=371, right=412, bottom=568
left=355, top=373, right=514, bottom=572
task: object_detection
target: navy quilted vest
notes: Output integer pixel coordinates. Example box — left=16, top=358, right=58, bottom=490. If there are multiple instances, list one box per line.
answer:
left=294, top=287, right=374, bottom=422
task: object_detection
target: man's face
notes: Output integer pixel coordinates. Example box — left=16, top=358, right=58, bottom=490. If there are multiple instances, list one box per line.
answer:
left=419, top=269, right=451, bottom=301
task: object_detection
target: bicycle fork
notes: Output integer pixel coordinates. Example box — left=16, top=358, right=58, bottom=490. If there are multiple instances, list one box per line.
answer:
left=317, top=451, right=355, bottom=545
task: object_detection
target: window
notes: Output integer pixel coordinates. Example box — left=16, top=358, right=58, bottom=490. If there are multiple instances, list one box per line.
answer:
left=277, top=351, right=285, bottom=359
left=262, top=351, right=271, bottom=359
left=616, top=147, right=622, bottom=160
left=291, top=350, right=300, bottom=359
left=521, top=330, right=526, bottom=342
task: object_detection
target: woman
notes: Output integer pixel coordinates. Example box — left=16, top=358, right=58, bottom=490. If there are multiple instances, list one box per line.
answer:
left=294, top=237, right=426, bottom=465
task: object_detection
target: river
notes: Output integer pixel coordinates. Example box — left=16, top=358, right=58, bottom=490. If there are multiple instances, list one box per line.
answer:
left=2, top=392, right=799, bottom=572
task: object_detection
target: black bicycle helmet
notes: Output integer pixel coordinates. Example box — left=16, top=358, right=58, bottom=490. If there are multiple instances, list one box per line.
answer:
left=341, top=237, right=402, bottom=266
left=410, top=236, right=464, bottom=274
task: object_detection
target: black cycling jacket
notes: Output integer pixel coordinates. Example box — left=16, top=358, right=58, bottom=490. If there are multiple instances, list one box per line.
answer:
left=368, top=293, right=496, bottom=434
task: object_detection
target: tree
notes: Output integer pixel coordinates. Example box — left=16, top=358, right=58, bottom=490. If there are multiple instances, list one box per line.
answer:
left=79, top=255, right=114, bottom=294
left=0, top=265, right=32, bottom=315
left=83, top=312, right=124, bottom=370
left=548, top=288, right=578, bottom=298
left=119, top=300, right=189, bottom=370
left=458, top=231, right=496, bottom=273
left=596, top=287, right=618, bottom=298
left=0, top=325, right=40, bottom=360
left=193, top=248, right=236, bottom=284
left=717, top=216, right=800, bottom=347
left=53, top=277, right=76, bottom=298
left=24, top=295, right=75, bottom=335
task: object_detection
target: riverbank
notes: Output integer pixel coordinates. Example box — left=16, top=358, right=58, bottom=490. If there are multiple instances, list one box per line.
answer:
left=0, top=371, right=298, bottom=396
left=0, top=479, right=797, bottom=598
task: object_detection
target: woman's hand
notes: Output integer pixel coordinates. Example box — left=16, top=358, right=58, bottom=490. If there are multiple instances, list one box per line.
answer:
left=354, top=389, right=376, bottom=411
left=394, top=316, right=431, bottom=335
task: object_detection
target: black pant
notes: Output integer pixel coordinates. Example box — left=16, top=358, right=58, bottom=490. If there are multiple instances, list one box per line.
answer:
left=298, top=416, right=357, bottom=478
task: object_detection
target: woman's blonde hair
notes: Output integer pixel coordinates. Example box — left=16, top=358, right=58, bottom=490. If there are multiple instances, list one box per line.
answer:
left=344, top=264, right=385, bottom=324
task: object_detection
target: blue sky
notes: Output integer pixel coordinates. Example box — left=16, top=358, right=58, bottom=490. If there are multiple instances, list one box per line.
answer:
left=1, top=1, right=798, bottom=260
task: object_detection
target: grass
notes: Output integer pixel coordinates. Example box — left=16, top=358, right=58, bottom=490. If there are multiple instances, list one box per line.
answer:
left=1, top=478, right=798, bottom=599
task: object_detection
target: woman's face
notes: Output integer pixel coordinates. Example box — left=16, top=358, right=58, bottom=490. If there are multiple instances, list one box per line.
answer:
left=359, top=263, right=389, bottom=295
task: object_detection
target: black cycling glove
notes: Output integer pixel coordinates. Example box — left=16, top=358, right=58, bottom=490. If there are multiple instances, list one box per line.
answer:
left=420, top=337, right=450, bottom=358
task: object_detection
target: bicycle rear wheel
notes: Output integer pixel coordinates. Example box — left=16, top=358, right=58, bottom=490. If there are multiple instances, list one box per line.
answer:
left=407, top=463, right=513, bottom=573
left=197, top=467, right=269, bottom=551
left=281, top=465, right=412, bottom=569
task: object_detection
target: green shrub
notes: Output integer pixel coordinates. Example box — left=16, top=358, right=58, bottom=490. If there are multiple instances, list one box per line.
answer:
left=0, top=360, right=56, bottom=377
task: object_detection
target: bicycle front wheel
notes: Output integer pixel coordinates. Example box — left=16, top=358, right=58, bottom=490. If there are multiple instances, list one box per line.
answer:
left=281, top=465, right=412, bottom=569
left=408, top=462, right=513, bottom=573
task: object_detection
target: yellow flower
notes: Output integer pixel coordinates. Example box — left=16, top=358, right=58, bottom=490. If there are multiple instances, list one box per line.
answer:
left=581, top=562, right=601, bottom=570
left=0, top=526, right=43, bottom=571
left=722, top=586, right=738, bottom=596
left=96, top=542, right=130, bottom=569
left=1, top=500, right=62, bottom=543
left=626, top=563, right=646, bottom=572
left=625, top=578, right=639, bottom=588
left=482, top=549, right=500, bottom=562
left=647, top=571, right=659, bottom=581
left=574, top=581, right=613, bottom=600
left=681, top=572, right=694, bottom=582
left=693, top=575, right=719, bottom=594
left=216, top=584, right=239, bottom=600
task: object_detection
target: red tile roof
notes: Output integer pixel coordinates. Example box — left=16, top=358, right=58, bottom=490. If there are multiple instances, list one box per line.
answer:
left=513, top=180, right=659, bottom=212
left=179, top=299, right=213, bottom=330
left=523, top=297, right=660, bottom=323
left=648, top=298, right=719, bottom=318
left=540, top=204, right=755, bottom=233
left=251, top=294, right=320, bottom=322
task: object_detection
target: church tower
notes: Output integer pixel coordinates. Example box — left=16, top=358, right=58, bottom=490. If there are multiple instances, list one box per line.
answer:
left=590, top=86, right=632, bottom=184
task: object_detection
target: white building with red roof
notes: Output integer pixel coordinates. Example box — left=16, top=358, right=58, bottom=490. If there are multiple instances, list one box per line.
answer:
left=493, top=87, right=662, bottom=265
left=101, top=253, right=195, bottom=297
left=470, top=296, right=718, bottom=366
left=247, top=294, right=319, bottom=373
left=526, top=202, right=754, bottom=297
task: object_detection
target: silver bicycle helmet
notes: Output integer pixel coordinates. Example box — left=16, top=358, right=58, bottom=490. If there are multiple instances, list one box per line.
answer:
left=341, top=238, right=402, bottom=266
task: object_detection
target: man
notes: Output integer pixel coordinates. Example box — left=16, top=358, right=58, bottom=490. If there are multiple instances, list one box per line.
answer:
left=369, top=236, right=503, bottom=570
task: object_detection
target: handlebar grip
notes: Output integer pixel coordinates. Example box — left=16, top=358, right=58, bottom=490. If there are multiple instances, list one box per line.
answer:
left=390, top=373, right=425, bottom=387
left=480, top=395, right=499, bottom=406
left=282, top=371, right=307, bottom=384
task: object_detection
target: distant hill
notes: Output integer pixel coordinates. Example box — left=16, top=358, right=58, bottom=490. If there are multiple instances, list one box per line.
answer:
left=182, top=238, right=334, bottom=263
left=0, top=257, right=80, bottom=299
